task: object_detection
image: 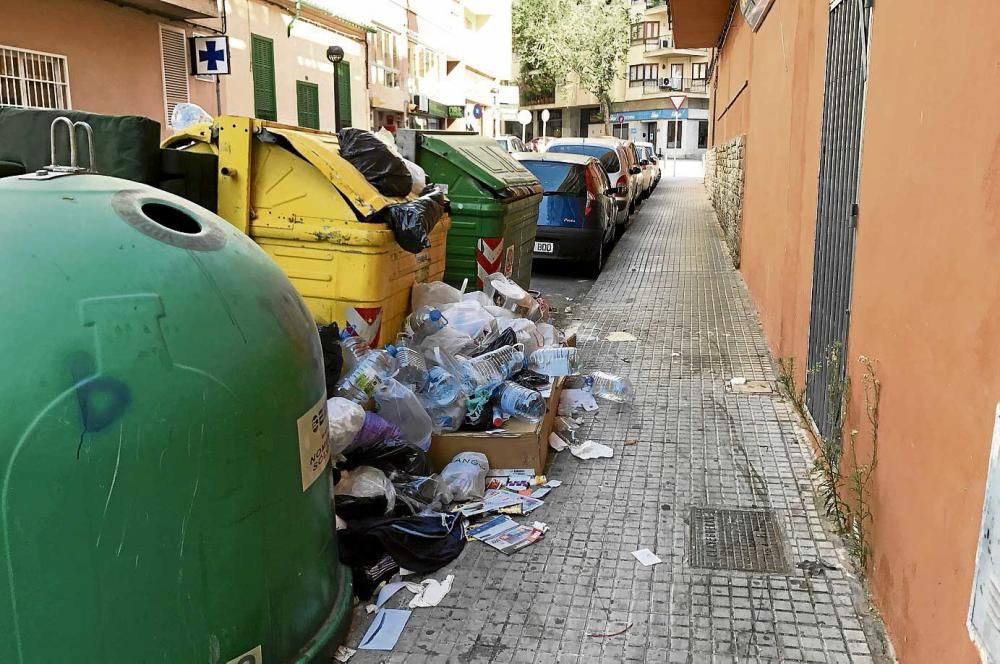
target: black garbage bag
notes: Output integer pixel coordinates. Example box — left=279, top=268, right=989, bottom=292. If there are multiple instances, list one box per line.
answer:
left=317, top=322, right=343, bottom=395
left=337, top=128, right=412, bottom=197
left=514, top=369, right=551, bottom=390
left=346, top=552, right=399, bottom=601
left=371, top=185, right=448, bottom=254
left=341, top=436, right=431, bottom=477
left=468, top=327, right=517, bottom=358
left=340, top=512, right=466, bottom=574
left=333, top=466, right=396, bottom=520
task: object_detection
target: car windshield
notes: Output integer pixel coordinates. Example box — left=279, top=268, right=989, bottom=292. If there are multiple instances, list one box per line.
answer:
left=520, top=161, right=587, bottom=196
left=547, top=144, right=621, bottom=173
left=495, top=139, right=509, bottom=150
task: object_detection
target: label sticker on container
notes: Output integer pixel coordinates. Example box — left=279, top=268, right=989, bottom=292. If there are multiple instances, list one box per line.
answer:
left=503, top=245, right=515, bottom=277
left=297, top=394, right=330, bottom=491
left=227, top=645, right=263, bottom=664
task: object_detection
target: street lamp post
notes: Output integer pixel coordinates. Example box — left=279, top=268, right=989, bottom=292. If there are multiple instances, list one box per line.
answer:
left=326, top=45, right=345, bottom=131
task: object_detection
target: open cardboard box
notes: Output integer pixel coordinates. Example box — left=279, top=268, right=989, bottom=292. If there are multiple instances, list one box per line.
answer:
left=428, top=334, right=575, bottom=475
left=428, top=377, right=563, bottom=475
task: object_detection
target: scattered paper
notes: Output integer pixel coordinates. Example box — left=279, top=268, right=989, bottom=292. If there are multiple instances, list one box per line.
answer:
left=468, top=515, right=546, bottom=554
left=570, top=440, right=614, bottom=460
left=459, top=489, right=524, bottom=517
left=485, top=469, right=535, bottom=491
left=624, top=439, right=638, bottom=446
left=409, top=575, right=454, bottom=608
left=730, top=377, right=748, bottom=386
left=531, top=486, right=552, bottom=499
left=333, top=645, right=356, bottom=662
left=545, top=479, right=562, bottom=488
left=606, top=331, right=637, bottom=342
left=631, top=549, right=662, bottom=566
left=358, top=609, right=411, bottom=650
left=366, top=581, right=410, bottom=614
left=559, top=389, right=600, bottom=415
left=549, top=432, right=569, bottom=451
left=671, top=352, right=681, bottom=358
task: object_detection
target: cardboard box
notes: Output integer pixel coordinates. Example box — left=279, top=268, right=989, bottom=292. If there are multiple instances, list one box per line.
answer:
left=428, top=378, right=563, bottom=475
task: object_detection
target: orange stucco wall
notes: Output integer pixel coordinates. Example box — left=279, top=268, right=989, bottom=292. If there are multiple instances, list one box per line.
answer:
left=0, top=0, right=216, bottom=136
left=710, top=1, right=828, bottom=367
left=847, top=3, right=1000, bottom=662
left=709, top=1, right=1000, bottom=662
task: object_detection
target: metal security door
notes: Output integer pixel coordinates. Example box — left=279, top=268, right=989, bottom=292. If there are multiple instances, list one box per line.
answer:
left=805, top=0, right=872, bottom=438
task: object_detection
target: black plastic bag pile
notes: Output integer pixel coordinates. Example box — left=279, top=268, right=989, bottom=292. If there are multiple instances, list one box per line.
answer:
left=336, top=128, right=412, bottom=197
left=370, top=185, right=448, bottom=254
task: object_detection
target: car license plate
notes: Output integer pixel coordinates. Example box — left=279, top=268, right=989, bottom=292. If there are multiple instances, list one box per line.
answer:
left=534, top=241, right=554, bottom=254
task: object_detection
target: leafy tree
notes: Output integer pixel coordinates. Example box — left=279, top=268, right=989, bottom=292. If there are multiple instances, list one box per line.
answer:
left=513, top=0, right=633, bottom=131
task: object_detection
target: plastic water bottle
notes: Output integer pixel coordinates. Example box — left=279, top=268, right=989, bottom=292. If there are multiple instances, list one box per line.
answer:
left=459, top=344, right=525, bottom=393
left=336, top=350, right=398, bottom=403
left=405, top=305, right=448, bottom=339
left=387, top=334, right=428, bottom=387
left=421, top=392, right=466, bottom=433
left=496, top=381, right=546, bottom=422
left=528, top=347, right=580, bottom=377
left=587, top=371, right=634, bottom=404
left=423, top=365, right=462, bottom=406
left=340, top=334, right=371, bottom=374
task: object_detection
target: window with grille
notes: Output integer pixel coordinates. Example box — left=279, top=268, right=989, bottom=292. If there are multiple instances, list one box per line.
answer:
left=159, top=26, right=190, bottom=125
left=370, top=29, right=400, bottom=88
left=0, top=45, right=71, bottom=109
left=628, top=63, right=658, bottom=87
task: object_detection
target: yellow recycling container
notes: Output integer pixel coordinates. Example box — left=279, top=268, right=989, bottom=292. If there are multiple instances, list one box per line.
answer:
left=163, top=116, right=449, bottom=346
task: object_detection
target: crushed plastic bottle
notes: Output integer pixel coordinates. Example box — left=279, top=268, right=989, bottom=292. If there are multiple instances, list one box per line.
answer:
left=423, top=365, right=462, bottom=406
left=405, top=305, right=448, bottom=339
left=457, top=344, right=525, bottom=393
left=527, top=347, right=580, bottom=377
left=586, top=371, right=634, bottom=404
left=340, top=333, right=371, bottom=374
left=387, top=334, right=428, bottom=387
left=496, top=381, right=546, bottom=422
left=336, top=349, right=398, bottom=403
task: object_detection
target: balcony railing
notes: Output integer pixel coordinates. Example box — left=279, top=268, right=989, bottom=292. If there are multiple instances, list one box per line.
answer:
left=629, top=77, right=708, bottom=94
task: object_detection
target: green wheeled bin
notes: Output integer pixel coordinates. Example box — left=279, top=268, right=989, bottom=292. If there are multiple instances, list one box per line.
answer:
left=0, top=168, right=350, bottom=662
left=396, top=130, right=542, bottom=289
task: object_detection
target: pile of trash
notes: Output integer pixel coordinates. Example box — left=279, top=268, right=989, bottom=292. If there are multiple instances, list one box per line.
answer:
left=319, top=273, right=632, bottom=653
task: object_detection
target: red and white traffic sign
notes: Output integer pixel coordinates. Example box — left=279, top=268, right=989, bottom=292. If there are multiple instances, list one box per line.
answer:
left=668, top=95, right=687, bottom=111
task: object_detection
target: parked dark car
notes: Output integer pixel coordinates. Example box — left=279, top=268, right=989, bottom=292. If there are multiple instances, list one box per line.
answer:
left=514, top=152, right=617, bottom=275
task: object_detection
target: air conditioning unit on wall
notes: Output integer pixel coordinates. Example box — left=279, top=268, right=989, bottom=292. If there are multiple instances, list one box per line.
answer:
left=660, top=38, right=672, bottom=48
left=660, top=77, right=674, bottom=89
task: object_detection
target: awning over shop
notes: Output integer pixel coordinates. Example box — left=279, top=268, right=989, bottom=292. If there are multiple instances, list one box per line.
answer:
left=669, top=0, right=731, bottom=48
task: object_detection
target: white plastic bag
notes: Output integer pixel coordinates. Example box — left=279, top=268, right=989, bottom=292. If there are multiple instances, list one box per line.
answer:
left=327, top=397, right=366, bottom=456
left=499, top=318, right=544, bottom=357
left=440, top=452, right=489, bottom=501
left=374, top=378, right=433, bottom=451
left=485, top=305, right=515, bottom=320
left=403, top=158, right=427, bottom=195
left=335, top=466, right=396, bottom=514
left=419, top=326, right=475, bottom=358
left=462, top=290, right=491, bottom=308
left=535, top=323, right=565, bottom=348
left=441, top=300, right=494, bottom=339
left=412, top=281, right=463, bottom=310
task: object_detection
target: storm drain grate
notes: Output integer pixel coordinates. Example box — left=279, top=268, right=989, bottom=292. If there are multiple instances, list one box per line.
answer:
left=688, top=507, right=789, bottom=573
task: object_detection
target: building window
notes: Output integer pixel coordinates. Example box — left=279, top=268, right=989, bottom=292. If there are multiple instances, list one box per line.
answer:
left=629, top=63, right=658, bottom=87
left=371, top=29, right=400, bottom=88
left=692, top=62, right=708, bottom=81
left=698, top=120, right=709, bottom=149
left=630, top=21, right=660, bottom=44
left=335, top=60, right=352, bottom=130
left=612, top=123, right=628, bottom=140
left=250, top=34, right=277, bottom=121
left=296, top=80, right=319, bottom=129
left=0, top=45, right=71, bottom=110
left=666, top=119, right=683, bottom=148
left=159, top=26, right=190, bottom=125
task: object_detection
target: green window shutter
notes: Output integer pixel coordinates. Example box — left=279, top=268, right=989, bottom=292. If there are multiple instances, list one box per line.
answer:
left=296, top=80, right=320, bottom=129
left=335, top=61, right=352, bottom=130
left=250, top=34, right=277, bottom=121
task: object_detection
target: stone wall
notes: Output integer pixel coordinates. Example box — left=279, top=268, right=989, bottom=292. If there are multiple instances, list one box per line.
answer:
left=703, top=135, right=745, bottom=267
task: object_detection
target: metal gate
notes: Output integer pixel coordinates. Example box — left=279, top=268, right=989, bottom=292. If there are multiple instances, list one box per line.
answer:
left=805, top=0, right=872, bottom=439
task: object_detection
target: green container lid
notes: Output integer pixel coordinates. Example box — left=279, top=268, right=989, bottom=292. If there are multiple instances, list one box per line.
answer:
left=0, top=173, right=350, bottom=663
left=418, top=133, right=541, bottom=200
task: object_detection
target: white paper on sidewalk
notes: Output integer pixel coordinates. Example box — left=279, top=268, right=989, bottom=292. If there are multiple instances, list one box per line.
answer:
left=570, top=440, right=614, bottom=460
left=333, top=645, right=356, bottom=662
left=559, top=388, right=599, bottom=415
left=358, top=609, right=411, bottom=650
left=606, top=331, right=638, bottom=342
left=632, top=548, right=662, bottom=566
left=548, top=432, right=569, bottom=451
left=409, top=574, right=454, bottom=608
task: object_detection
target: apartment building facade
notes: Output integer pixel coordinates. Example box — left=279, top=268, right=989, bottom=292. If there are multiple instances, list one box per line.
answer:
left=522, top=0, right=710, bottom=157
left=1, top=0, right=219, bottom=137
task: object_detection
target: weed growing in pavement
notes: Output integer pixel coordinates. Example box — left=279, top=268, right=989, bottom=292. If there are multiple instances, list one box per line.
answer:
left=777, top=347, right=881, bottom=576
